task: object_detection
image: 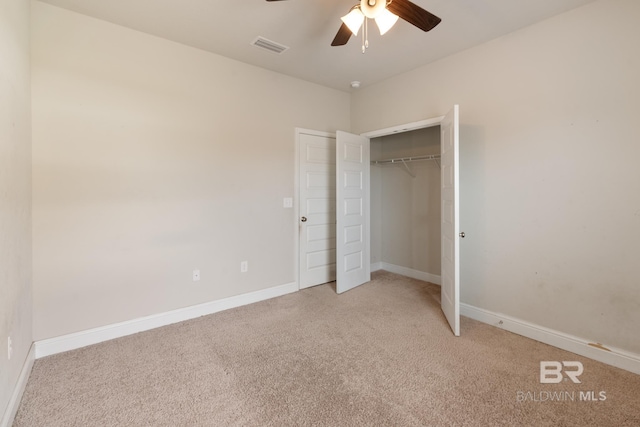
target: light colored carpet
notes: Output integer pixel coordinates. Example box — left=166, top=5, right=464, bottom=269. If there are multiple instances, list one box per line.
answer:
left=14, top=271, right=640, bottom=426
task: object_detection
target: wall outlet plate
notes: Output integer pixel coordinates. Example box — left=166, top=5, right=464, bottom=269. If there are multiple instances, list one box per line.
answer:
left=193, top=269, right=200, bottom=281
left=240, top=261, right=248, bottom=273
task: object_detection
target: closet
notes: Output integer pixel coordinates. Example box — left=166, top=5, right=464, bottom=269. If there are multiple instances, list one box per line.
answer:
left=297, top=105, right=460, bottom=334
left=370, top=126, right=442, bottom=284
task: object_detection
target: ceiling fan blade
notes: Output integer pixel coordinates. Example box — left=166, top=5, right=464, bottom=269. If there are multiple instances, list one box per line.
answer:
left=331, top=23, right=352, bottom=46
left=387, top=0, right=441, bottom=32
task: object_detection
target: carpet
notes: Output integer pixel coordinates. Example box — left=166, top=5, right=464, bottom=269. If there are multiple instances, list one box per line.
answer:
left=14, top=271, right=640, bottom=426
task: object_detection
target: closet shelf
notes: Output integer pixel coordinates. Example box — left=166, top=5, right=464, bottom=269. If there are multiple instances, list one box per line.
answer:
left=371, top=154, right=441, bottom=177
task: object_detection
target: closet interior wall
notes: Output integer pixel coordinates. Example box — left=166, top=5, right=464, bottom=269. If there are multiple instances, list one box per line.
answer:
left=371, top=126, right=441, bottom=278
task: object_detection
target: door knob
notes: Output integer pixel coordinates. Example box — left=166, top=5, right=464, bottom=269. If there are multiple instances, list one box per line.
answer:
left=301, top=216, right=307, bottom=222
left=459, top=232, right=465, bottom=238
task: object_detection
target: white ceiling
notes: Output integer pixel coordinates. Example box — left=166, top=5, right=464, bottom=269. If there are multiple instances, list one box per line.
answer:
left=37, top=0, right=596, bottom=91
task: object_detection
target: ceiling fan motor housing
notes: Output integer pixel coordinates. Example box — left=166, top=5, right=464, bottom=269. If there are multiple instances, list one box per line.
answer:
left=360, top=0, right=386, bottom=19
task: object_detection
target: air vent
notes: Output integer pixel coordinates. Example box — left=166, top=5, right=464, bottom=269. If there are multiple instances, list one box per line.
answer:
left=251, top=36, right=289, bottom=54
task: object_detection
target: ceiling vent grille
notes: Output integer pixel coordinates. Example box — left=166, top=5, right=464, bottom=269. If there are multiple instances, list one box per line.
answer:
left=251, top=36, right=289, bottom=54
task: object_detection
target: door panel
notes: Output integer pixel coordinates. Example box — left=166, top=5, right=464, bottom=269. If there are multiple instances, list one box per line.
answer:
left=336, top=131, right=370, bottom=293
left=440, top=105, right=460, bottom=336
left=299, top=132, right=336, bottom=289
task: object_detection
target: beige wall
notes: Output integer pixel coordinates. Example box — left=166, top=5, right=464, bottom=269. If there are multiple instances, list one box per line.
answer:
left=371, top=127, right=441, bottom=275
left=29, top=0, right=640, bottom=359
left=353, top=0, right=640, bottom=354
left=31, top=2, right=350, bottom=340
left=0, top=0, right=32, bottom=418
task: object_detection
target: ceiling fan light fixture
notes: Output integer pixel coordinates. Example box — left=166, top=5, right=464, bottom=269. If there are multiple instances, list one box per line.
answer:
left=341, top=8, right=365, bottom=36
left=375, top=8, right=399, bottom=35
left=360, top=0, right=386, bottom=19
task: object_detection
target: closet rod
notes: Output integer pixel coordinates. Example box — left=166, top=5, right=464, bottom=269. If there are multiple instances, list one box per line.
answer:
left=370, top=154, right=441, bottom=165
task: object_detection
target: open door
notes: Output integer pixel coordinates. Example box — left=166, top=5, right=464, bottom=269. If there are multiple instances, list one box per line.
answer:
left=336, top=131, right=370, bottom=293
left=440, top=105, right=461, bottom=336
left=298, top=131, right=336, bottom=289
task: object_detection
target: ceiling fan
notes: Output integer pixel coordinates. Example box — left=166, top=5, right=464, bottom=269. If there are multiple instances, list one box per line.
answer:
left=266, top=0, right=441, bottom=50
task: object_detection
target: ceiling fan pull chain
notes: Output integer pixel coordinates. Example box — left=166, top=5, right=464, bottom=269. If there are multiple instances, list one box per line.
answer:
left=365, top=19, right=369, bottom=48
left=362, top=18, right=366, bottom=53
left=362, top=18, right=369, bottom=53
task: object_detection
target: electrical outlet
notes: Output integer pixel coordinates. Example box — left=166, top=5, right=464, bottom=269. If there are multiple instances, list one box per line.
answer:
left=193, top=269, right=200, bottom=281
left=283, top=197, right=293, bottom=208
left=240, top=261, right=248, bottom=273
left=8, top=336, right=12, bottom=360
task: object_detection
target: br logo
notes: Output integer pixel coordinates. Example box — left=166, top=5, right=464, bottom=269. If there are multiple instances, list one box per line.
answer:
left=540, top=361, right=584, bottom=384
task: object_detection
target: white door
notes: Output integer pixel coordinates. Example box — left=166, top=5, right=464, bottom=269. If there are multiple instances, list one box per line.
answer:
left=336, top=131, right=370, bottom=293
left=298, top=132, right=337, bottom=289
left=440, top=105, right=461, bottom=336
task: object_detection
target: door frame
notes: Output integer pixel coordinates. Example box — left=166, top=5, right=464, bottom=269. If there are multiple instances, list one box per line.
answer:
left=360, top=116, right=444, bottom=139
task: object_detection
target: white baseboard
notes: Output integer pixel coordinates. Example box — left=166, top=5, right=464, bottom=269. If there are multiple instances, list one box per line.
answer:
left=461, top=303, right=640, bottom=375
left=373, top=262, right=441, bottom=285
left=1, top=343, right=35, bottom=427
left=35, top=282, right=298, bottom=359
